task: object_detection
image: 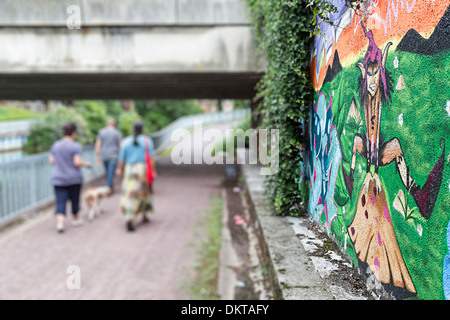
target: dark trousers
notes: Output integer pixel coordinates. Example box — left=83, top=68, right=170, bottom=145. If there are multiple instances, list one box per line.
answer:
left=103, top=160, right=117, bottom=190
left=54, top=184, right=82, bottom=216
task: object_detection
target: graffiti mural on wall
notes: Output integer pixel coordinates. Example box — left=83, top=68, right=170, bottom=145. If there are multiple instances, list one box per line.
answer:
left=307, top=1, right=450, bottom=299
left=308, top=93, right=342, bottom=228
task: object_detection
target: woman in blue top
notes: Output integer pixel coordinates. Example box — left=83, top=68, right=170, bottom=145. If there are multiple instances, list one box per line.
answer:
left=115, top=121, right=156, bottom=231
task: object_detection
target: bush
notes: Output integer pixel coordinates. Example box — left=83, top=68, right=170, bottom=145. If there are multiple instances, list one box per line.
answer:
left=24, top=106, right=91, bottom=154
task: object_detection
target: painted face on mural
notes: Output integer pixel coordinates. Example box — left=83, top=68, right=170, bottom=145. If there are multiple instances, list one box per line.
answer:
left=366, top=62, right=380, bottom=97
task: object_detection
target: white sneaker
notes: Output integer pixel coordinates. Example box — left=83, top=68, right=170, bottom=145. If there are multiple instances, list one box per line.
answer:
left=72, top=218, right=84, bottom=227
left=56, top=214, right=65, bottom=233
left=56, top=222, right=64, bottom=233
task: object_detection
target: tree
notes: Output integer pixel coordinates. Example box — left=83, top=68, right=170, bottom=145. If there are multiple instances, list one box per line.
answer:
left=118, top=111, right=143, bottom=137
left=74, top=100, right=108, bottom=142
left=104, top=100, right=124, bottom=120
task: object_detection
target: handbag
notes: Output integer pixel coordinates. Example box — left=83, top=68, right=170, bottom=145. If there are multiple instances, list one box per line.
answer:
left=144, top=138, right=155, bottom=187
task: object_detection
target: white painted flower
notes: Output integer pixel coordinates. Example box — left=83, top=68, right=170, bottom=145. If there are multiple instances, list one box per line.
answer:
left=393, top=56, right=399, bottom=69
left=343, top=127, right=346, bottom=136
left=342, top=207, right=345, bottom=215
left=446, top=100, right=450, bottom=117
left=398, top=113, right=403, bottom=126
left=358, top=164, right=362, bottom=174
left=417, top=224, right=423, bottom=237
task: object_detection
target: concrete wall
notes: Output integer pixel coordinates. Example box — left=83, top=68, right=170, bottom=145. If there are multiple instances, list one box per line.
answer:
left=0, top=0, right=256, bottom=73
left=0, top=26, right=256, bottom=73
left=0, top=0, right=249, bottom=26
left=305, top=1, right=450, bottom=300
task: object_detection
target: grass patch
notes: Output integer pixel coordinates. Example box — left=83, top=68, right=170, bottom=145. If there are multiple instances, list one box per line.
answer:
left=0, top=106, right=39, bottom=121
left=189, top=195, right=223, bottom=300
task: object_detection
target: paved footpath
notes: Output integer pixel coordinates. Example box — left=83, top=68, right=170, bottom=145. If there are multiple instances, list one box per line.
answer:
left=0, top=153, right=224, bottom=299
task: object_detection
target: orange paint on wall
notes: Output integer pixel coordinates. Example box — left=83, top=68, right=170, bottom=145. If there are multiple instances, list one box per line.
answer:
left=311, top=1, right=449, bottom=90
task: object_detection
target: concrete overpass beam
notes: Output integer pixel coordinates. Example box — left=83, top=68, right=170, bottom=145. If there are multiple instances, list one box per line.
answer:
left=0, top=0, right=250, bottom=26
left=0, top=26, right=259, bottom=73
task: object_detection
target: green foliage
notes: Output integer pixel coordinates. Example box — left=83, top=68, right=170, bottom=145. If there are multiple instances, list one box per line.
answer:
left=247, top=0, right=313, bottom=216
left=24, top=106, right=91, bottom=154
left=135, top=100, right=204, bottom=133
left=104, top=100, right=124, bottom=120
left=23, top=100, right=126, bottom=154
left=21, top=99, right=205, bottom=154
left=74, top=100, right=109, bottom=142
left=233, top=100, right=251, bottom=110
left=118, top=111, right=143, bottom=137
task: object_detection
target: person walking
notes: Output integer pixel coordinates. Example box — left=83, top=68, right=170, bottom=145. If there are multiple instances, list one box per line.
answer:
left=49, top=123, right=92, bottom=233
left=95, top=118, right=122, bottom=192
left=115, top=121, right=156, bottom=232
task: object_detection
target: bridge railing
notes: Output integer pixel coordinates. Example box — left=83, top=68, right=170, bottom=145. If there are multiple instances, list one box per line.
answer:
left=149, top=108, right=250, bottom=152
left=0, top=119, right=33, bottom=152
left=0, top=119, right=33, bottom=136
left=0, top=109, right=250, bottom=226
left=0, top=146, right=104, bottom=226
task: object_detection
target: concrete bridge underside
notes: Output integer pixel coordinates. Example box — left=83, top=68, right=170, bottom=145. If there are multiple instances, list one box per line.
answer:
left=0, top=72, right=262, bottom=100
left=0, top=0, right=264, bottom=100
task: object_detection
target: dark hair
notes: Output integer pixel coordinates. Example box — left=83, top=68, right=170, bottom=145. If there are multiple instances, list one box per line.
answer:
left=63, top=123, right=77, bottom=136
left=132, top=121, right=143, bottom=146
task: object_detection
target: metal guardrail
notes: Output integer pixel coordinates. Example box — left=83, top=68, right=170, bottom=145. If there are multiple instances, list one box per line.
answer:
left=0, top=109, right=250, bottom=226
left=149, top=108, right=250, bottom=152
left=0, top=119, right=33, bottom=152
left=0, top=146, right=104, bottom=226
left=0, top=119, right=33, bottom=136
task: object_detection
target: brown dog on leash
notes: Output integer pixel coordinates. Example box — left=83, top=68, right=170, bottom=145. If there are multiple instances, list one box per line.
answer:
left=85, top=186, right=112, bottom=221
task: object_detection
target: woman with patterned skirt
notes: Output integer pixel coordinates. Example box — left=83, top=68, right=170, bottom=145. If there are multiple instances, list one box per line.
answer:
left=115, top=121, right=156, bottom=231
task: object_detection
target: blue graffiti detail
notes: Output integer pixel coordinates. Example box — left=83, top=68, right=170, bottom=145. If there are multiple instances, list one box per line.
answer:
left=444, top=221, right=450, bottom=300
left=307, top=93, right=342, bottom=228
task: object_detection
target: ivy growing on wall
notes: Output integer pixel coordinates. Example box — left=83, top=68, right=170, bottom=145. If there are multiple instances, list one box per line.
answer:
left=246, top=0, right=361, bottom=216
left=247, top=0, right=313, bottom=216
